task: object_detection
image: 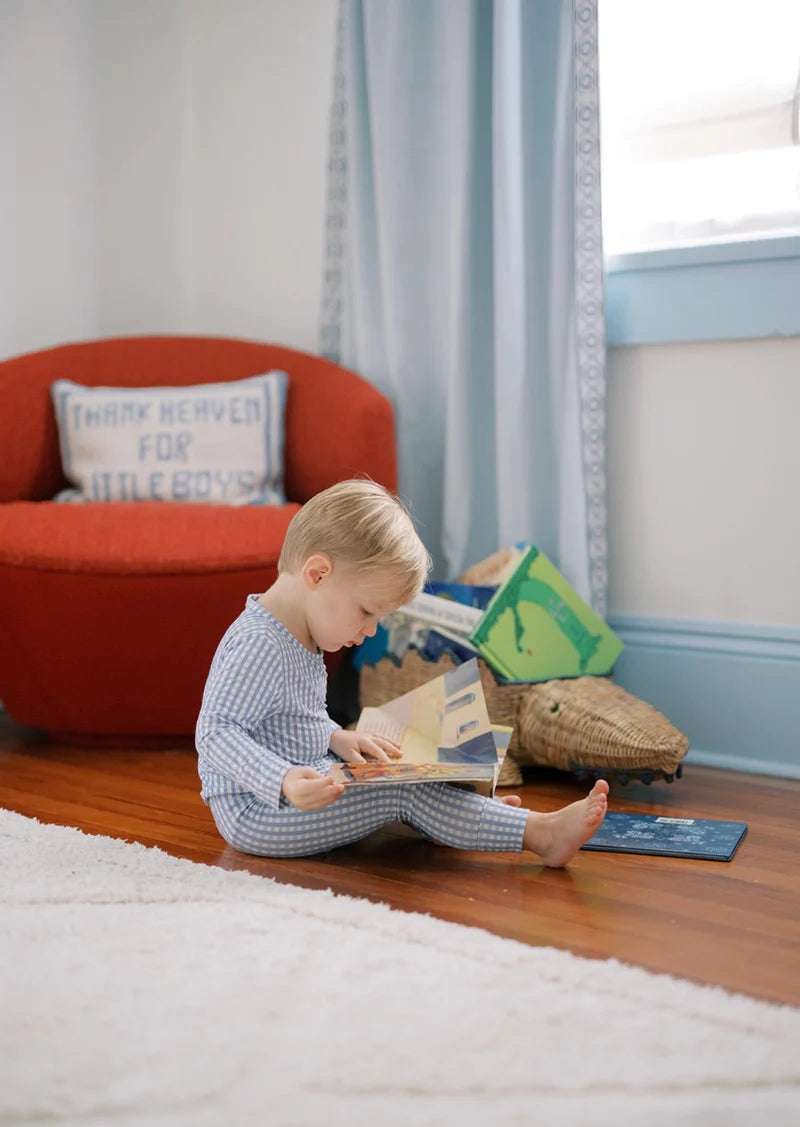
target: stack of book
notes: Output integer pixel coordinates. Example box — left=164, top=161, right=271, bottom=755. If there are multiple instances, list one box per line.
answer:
left=356, top=544, right=623, bottom=685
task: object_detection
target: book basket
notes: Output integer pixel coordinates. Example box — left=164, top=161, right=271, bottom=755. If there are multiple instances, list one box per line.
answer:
left=359, top=651, right=689, bottom=786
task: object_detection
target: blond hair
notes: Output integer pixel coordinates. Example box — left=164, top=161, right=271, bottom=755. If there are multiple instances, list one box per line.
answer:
left=279, top=479, right=430, bottom=604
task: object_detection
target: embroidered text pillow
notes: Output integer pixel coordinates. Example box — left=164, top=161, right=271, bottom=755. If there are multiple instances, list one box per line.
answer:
left=51, top=371, right=288, bottom=505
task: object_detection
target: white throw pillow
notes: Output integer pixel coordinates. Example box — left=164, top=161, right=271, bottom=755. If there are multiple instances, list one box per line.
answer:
left=51, top=371, right=288, bottom=505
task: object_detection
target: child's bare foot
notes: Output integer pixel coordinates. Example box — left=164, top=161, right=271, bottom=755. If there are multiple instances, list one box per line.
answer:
left=523, top=780, right=609, bottom=867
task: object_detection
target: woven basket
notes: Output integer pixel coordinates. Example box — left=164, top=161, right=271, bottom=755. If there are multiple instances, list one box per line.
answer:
left=359, top=651, right=689, bottom=787
left=514, top=676, right=689, bottom=779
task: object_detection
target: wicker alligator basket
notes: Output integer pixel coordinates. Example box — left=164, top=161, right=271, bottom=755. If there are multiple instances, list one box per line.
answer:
left=359, top=651, right=689, bottom=786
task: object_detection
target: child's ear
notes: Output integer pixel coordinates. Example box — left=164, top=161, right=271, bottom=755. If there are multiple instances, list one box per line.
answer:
left=302, top=553, right=333, bottom=588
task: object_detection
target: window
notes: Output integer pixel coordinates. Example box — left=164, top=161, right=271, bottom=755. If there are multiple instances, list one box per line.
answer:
left=598, top=0, right=800, bottom=257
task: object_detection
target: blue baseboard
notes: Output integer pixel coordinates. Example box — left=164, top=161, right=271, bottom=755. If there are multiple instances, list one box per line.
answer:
left=607, top=615, right=800, bottom=780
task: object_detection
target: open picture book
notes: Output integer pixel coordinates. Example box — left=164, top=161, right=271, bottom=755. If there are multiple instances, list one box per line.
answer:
left=328, top=658, right=510, bottom=797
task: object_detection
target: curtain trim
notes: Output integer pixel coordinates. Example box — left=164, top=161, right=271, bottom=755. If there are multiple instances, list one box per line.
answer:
left=318, top=0, right=348, bottom=363
left=574, top=0, right=608, bottom=616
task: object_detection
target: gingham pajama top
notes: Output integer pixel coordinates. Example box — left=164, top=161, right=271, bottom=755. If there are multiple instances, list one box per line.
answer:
left=196, top=595, right=528, bottom=858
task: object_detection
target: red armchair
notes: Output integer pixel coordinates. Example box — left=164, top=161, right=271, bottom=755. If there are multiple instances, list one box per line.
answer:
left=0, top=336, right=396, bottom=745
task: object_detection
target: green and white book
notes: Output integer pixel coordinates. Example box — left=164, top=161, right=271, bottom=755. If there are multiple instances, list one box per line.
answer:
left=469, top=546, right=623, bottom=682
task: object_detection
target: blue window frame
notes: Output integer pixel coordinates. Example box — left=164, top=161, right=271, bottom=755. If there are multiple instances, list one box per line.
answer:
left=605, top=235, right=800, bottom=347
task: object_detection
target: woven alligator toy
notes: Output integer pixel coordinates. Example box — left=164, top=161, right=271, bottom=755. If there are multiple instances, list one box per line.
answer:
left=359, top=650, right=689, bottom=787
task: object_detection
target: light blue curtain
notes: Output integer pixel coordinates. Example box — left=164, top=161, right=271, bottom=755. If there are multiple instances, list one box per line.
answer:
left=319, top=0, right=608, bottom=614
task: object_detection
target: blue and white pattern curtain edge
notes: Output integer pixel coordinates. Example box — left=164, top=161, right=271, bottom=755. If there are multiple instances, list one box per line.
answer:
left=319, top=0, right=608, bottom=617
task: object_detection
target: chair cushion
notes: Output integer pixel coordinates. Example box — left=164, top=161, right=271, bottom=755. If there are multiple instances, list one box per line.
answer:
left=0, top=501, right=301, bottom=575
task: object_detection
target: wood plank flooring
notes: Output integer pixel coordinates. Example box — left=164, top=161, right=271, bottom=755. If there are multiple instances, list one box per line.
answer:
left=1, top=713, right=798, bottom=1007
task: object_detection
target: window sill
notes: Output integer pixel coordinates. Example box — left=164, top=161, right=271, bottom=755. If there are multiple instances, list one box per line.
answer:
left=604, top=235, right=800, bottom=347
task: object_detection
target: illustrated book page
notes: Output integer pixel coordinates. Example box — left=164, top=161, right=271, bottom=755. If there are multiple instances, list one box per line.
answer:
left=328, top=658, right=501, bottom=794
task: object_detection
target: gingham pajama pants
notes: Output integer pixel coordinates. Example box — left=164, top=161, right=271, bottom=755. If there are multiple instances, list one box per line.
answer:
left=208, top=782, right=529, bottom=858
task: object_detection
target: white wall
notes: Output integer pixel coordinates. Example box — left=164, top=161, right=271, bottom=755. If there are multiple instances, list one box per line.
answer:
left=3, top=0, right=798, bottom=633
left=1, top=0, right=97, bottom=354
left=607, top=337, right=800, bottom=626
left=1, top=0, right=336, bottom=358
left=179, top=0, right=336, bottom=347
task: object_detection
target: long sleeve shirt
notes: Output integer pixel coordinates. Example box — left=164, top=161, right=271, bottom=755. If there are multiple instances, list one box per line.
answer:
left=196, top=595, right=339, bottom=810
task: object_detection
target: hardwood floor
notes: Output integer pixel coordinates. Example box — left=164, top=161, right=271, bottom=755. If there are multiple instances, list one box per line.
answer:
left=2, top=712, right=798, bottom=1007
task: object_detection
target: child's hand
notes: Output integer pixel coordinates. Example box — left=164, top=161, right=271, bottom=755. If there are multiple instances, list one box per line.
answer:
left=329, top=728, right=403, bottom=765
left=281, top=766, right=345, bottom=810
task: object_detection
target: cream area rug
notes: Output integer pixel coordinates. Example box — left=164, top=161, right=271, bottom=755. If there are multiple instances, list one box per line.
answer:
left=1, top=809, right=799, bottom=1127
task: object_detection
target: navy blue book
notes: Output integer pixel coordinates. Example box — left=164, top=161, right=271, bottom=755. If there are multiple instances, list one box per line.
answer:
left=581, top=812, right=748, bottom=862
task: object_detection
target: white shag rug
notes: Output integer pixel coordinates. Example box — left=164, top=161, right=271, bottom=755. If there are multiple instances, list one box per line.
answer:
left=1, top=809, right=799, bottom=1127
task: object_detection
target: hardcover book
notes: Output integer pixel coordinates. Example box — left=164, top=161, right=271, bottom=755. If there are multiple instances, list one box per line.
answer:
left=399, top=590, right=483, bottom=636
left=580, top=812, right=748, bottom=861
left=424, top=581, right=498, bottom=611
left=328, top=658, right=503, bottom=796
left=468, top=545, right=623, bottom=681
left=354, top=590, right=483, bottom=670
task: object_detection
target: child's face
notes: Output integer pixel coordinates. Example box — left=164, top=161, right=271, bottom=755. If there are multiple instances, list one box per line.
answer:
left=305, top=563, right=406, bottom=653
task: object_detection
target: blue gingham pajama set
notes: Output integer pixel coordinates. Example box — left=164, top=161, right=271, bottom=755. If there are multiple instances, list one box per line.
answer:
left=196, top=595, right=529, bottom=857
